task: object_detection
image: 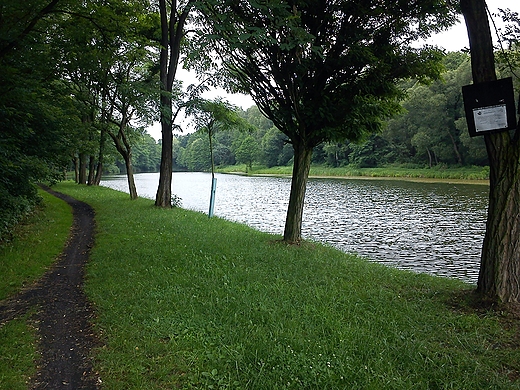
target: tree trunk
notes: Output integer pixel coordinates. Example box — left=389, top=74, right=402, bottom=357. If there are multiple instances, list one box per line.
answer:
left=108, top=127, right=138, bottom=200
left=78, top=153, right=87, bottom=184
left=478, top=140, right=520, bottom=301
left=124, top=151, right=138, bottom=200
left=155, top=117, right=173, bottom=206
left=283, top=140, right=312, bottom=244
left=461, top=0, right=520, bottom=302
left=155, top=0, right=192, bottom=208
left=73, top=155, right=79, bottom=183
left=87, top=155, right=96, bottom=186
left=446, top=128, right=463, bottom=165
left=93, top=128, right=107, bottom=186
left=94, top=161, right=103, bottom=186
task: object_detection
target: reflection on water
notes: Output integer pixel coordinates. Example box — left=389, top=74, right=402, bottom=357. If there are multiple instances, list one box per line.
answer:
left=101, top=172, right=488, bottom=284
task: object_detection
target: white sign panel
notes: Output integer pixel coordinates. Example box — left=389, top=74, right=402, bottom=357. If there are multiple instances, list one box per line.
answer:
left=472, top=104, right=508, bottom=132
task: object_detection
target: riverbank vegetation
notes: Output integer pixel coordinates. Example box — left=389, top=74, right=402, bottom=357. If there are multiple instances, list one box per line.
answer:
left=217, top=163, right=490, bottom=181
left=32, top=182, right=516, bottom=388
left=172, top=52, right=509, bottom=176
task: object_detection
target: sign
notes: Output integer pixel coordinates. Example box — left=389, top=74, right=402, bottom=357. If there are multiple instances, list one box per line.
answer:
left=462, top=77, right=517, bottom=137
left=473, top=104, right=507, bottom=132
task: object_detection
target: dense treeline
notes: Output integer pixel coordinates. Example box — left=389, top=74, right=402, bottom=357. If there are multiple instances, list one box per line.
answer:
left=0, top=0, right=159, bottom=239
left=172, top=52, right=518, bottom=172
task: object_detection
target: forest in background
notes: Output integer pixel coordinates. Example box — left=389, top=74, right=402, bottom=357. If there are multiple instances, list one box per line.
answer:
left=122, top=51, right=516, bottom=174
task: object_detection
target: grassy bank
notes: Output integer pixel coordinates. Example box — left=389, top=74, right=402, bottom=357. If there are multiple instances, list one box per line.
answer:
left=0, top=189, right=72, bottom=389
left=218, top=164, right=490, bottom=182
left=51, top=182, right=518, bottom=389
left=0, top=189, right=73, bottom=300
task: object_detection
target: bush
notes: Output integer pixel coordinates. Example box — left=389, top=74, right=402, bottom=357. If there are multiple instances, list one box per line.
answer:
left=0, top=189, right=38, bottom=243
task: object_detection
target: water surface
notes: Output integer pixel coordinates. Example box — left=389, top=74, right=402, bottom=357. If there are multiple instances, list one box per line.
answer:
left=101, top=172, right=488, bottom=283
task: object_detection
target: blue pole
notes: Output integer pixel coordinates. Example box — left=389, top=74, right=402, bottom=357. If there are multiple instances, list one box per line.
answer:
left=209, top=177, right=217, bottom=217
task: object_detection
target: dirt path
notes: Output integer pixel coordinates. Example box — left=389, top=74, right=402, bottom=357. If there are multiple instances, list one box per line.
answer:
left=0, top=186, right=100, bottom=389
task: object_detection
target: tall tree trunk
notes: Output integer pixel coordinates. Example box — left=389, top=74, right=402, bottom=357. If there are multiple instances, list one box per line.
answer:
left=283, top=140, right=312, bottom=243
left=78, top=153, right=87, bottom=184
left=73, top=155, right=79, bottom=183
left=156, top=116, right=173, bottom=206
left=479, top=141, right=520, bottom=301
left=108, top=127, right=138, bottom=200
left=87, top=155, right=95, bottom=185
left=155, top=0, right=193, bottom=207
left=124, top=151, right=138, bottom=200
left=461, top=0, right=520, bottom=302
left=94, top=128, right=106, bottom=186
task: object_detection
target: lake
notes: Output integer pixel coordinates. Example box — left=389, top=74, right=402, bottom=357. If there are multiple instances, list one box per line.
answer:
left=101, top=172, right=489, bottom=284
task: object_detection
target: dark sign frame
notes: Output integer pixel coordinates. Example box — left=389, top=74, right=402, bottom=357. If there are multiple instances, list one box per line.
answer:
left=462, top=77, right=517, bottom=137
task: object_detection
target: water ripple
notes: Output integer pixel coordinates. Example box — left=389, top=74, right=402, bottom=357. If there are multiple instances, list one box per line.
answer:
left=101, top=173, right=488, bottom=284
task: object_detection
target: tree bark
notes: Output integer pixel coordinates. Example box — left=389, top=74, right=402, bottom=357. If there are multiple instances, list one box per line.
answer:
left=108, top=127, right=138, bottom=200
left=283, top=140, right=312, bottom=244
left=93, top=128, right=106, bottom=186
left=479, top=142, right=520, bottom=301
left=87, top=155, right=95, bottom=186
left=155, top=0, right=192, bottom=207
left=78, top=153, right=87, bottom=184
left=461, top=0, right=520, bottom=302
left=155, top=117, right=173, bottom=206
left=124, top=150, right=138, bottom=200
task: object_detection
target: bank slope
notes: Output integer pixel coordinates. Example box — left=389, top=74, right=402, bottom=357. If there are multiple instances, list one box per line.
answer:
left=55, top=182, right=519, bottom=390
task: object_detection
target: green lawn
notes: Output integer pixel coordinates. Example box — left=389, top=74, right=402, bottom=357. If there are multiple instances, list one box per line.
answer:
left=0, top=188, right=72, bottom=389
left=50, top=182, right=518, bottom=389
left=0, top=189, right=72, bottom=301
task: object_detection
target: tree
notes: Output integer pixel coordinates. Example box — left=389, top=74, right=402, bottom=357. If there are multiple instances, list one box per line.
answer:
left=261, top=127, right=289, bottom=168
left=185, top=98, right=247, bottom=178
left=0, top=0, right=60, bottom=60
left=461, top=0, right=520, bottom=302
left=235, top=135, right=259, bottom=172
left=0, top=0, right=82, bottom=238
left=155, top=0, right=196, bottom=207
left=104, top=42, right=157, bottom=200
left=133, top=134, right=161, bottom=172
left=202, top=0, right=456, bottom=243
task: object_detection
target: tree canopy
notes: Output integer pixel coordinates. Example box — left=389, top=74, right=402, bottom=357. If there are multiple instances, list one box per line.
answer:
left=200, top=0, right=458, bottom=242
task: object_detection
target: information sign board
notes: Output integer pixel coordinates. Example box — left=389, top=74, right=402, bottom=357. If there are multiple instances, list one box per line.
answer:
left=462, top=77, right=517, bottom=137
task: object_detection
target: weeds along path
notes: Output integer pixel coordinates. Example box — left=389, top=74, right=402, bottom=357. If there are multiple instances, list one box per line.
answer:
left=0, top=186, right=100, bottom=389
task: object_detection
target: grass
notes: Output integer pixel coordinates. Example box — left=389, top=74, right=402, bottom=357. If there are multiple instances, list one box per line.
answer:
left=218, top=164, right=490, bottom=181
left=0, top=189, right=72, bottom=390
left=0, top=314, right=37, bottom=389
left=51, top=181, right=519, bottom=389
left=0, top=188, right=73, bottom=300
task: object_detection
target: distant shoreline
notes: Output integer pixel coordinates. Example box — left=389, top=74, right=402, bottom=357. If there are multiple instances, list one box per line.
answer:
left=217, top=165, right=490, bottom=186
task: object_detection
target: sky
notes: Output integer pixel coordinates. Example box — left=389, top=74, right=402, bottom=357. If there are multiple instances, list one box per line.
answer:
left=147, top=0, right=518, bottom=141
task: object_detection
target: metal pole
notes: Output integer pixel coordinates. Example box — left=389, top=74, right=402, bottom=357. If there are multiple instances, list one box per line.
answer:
left=208, top=177, right=217, bottom=217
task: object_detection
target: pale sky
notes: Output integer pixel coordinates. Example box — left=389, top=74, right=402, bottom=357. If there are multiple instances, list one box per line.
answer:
left=148, top=0, right=519, bottom=140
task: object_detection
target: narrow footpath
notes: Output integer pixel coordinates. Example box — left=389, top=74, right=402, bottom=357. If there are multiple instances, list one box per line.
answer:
left=0, top=186, right=100, bottom=389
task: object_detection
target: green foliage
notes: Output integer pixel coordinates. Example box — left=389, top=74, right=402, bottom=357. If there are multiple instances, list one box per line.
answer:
left=201, top=0, right=457, bottom=149
left=52, top=182, right=519, bottom=389
left=178, top=133, right=212, bottom=171
left=0, top=20, right=79, bottom=235
left=127, top=134, right=161, bottom=173
left=234, top=135, right=260, bottom=170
